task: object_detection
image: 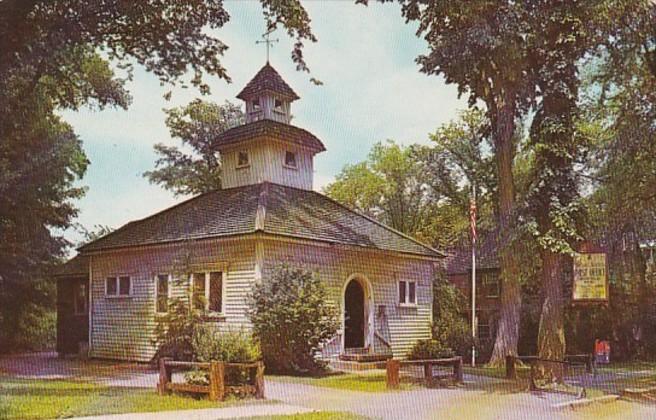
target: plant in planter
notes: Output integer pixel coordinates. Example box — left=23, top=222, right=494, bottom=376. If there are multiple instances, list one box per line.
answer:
left=184, top=326, right=261, bottom=386
left=408, top=339, right=455, bottom=360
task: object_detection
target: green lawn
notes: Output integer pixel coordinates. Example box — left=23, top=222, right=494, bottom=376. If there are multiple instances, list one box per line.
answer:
left=0, top=376, right=246, bottom=420
left=268, top=371, right=416, bottom=393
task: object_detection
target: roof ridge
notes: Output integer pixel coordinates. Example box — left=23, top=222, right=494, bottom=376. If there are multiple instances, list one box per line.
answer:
left=266, top=182, right=444, bottom=258
left=255, top=182, right=269, bottom=231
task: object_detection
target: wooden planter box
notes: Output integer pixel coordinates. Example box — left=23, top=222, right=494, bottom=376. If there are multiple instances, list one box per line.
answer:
left=157, top=358, right=265, bottom=401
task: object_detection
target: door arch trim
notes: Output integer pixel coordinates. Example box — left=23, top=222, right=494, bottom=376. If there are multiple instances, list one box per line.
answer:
left=341, top=273, right=374, bottom=352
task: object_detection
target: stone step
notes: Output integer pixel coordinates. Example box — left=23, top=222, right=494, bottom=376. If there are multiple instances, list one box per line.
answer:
left=328, top=359, right=388, bottom=373
left=339, top=352, right=392, bottom=363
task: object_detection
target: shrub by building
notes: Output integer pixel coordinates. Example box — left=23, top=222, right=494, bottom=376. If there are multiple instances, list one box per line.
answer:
left=249, top=264, right=339, bottom=374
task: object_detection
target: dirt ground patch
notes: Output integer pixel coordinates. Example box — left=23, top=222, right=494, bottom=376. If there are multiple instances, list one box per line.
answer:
left=0, top=352, right=158, bottom=388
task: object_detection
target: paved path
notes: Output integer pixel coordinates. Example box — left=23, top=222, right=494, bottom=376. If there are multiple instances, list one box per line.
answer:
left=4, top=353, right=654, bottom=419
left=267, top=375, right=572, bottom=420
left=70, top=404, right=315, bottom=420
left=266, top=375, right=656, bottom=420
left=567, top=367, right=656, bottom=395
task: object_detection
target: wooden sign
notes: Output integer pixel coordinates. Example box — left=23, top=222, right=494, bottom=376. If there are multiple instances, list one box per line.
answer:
left=572, top=252, right=608, bottom=302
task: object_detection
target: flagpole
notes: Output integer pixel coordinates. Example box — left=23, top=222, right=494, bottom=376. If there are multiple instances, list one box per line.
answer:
left=471, top=183, right=477, bottom=368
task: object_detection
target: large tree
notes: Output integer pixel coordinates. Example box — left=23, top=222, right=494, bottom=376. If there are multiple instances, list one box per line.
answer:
left=361, top=0, right=538, bottom=364
left=145, top=100, right=245, bottom=196
left=524, top=4, right=589, bottom=371
left=524, top=1, right=655, bottom=372
left=0, top=78, right=90, bottom=350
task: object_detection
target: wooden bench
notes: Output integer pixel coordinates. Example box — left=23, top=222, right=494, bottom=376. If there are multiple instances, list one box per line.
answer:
left=386, top=356, right=463, bottom=389
left=157, top=358, right=265, bottom=401
left=505, top=354, right=594, bottom=381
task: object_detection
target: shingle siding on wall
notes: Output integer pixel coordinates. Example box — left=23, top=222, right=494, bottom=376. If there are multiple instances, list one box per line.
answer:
left=89, top=238, right=256, bottom=362
left=262, top=240, right=434, bottom=358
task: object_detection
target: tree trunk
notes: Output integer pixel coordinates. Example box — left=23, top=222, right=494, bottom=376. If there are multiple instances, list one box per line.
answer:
left=537, top=250, right=566, bottom=383
left=488, top=92, right=522, bottom=366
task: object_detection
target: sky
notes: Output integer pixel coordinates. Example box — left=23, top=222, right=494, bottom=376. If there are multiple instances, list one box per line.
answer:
left=60, top=1, right=467, bottom=248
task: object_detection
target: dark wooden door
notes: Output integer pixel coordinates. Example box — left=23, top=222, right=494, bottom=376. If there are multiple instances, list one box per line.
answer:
left=344, top=280, right=365, bottom=348
left=56, top=277, right=89, bottom=355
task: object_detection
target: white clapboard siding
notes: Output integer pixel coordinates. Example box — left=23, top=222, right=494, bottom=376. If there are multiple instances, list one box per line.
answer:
left=222, top=141, right=314, bottom=191
left=88, top=234, right=436, bottom=362
left=89, top=238, right=256, bottom=362
left=263, top=239, right=436, bottom=358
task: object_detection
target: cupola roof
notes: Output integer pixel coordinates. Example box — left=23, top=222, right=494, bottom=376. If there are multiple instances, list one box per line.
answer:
left=236, top=63, right=300, bottom=102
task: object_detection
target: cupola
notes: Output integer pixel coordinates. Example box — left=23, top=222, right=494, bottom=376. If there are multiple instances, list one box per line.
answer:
left=236, top=63, right=299, bottom=124
left=214, top=63, right=325, bottom=191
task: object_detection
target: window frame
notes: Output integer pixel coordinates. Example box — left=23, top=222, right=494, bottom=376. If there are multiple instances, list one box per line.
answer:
left=73, top=279, right=87, bottom=316
left=236, top=150, right=250, bottom=169
left=283, top=150, right=298, bottom=169
left=398, top=280, right=417, bottom=306
left=155, top=274, right=170, bottom=314
left=482, top=271, right=500, bottom=298
left=273, top=98, right=285, bottom=114
left=105, top=275, right=132, bottom=298
left=190, top=271, right=226, bottom=315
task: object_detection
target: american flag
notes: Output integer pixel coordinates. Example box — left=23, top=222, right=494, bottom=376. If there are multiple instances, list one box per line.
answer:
left=470, top=197, right=477, bottom=243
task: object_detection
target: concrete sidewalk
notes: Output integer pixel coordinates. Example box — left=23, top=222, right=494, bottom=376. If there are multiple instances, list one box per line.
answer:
left=70, top=403, right=315, bottom=420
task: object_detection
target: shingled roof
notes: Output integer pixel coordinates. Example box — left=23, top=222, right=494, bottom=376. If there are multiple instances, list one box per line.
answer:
left=53, top=254, right=89, bottom=278
left=236, top=63, right=299, bottom=101
left=445, top=233, right=499, bottom=275
left=213, top=119, right=326, bottom=152
left=79, top=183, right=442, bottom=258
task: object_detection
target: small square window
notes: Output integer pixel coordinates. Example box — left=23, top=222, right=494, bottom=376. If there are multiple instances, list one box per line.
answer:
left=252, top=100, right=261, bottom=110
left=237, top=150, right=250, bottom=168
left=481, top=272, right=500, bottom=298
left=274, top=99, right=284, bottom=111
left=398, top=280, right=417, bottom=305
left=284, top=151, right=297, bottom=168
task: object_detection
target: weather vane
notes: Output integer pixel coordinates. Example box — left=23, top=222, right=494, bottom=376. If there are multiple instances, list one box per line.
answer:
left=256, top=28, right=279, bottom=63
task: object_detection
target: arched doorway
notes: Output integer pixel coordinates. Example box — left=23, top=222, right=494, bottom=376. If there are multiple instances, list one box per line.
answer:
left=343, top=277, right=370, bottom=349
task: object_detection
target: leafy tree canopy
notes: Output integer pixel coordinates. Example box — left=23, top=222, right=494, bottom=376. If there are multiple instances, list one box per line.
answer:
left=145, top=100, right=245, bottom=196
left=324, top=140, right=439, bottom=244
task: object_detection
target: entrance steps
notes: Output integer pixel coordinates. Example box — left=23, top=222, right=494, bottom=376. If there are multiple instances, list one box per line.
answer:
left=328, top=348, right=392, bottom=372
left=328, top=358, right=387, bottom=373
